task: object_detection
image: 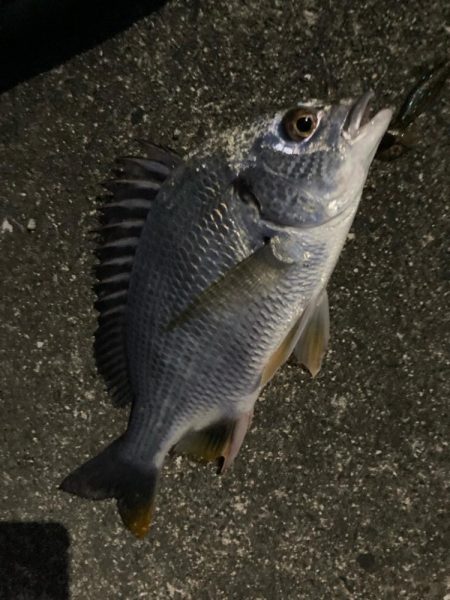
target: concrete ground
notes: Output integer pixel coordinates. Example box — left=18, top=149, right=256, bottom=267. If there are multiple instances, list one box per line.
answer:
left=0, top=1, right=449, bottom=598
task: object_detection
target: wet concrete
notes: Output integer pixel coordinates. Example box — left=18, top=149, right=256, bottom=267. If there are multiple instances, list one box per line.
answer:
left=0, top=1, right=449, bottom=598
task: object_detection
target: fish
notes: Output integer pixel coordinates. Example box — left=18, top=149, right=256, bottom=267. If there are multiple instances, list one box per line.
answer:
left=376, top=58, right=449, bottom=160
left=60, top=91, right=392, bottom=538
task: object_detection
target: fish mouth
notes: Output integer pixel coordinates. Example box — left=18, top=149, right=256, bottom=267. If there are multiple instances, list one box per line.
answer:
left=343, top=90, right=393, bottom=143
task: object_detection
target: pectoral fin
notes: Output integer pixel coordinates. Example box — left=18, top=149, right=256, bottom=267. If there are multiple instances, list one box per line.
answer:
left=294, top=291, right=329, bottom=377
left=167, top=240, right=292, bottom=331
left=261, top=315, right=303, bottom=387
left=220, top=411, right=253, bottom=473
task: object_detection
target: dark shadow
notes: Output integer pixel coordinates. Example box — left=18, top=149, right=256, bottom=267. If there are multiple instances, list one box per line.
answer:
left=0, top=522, right=70, bottom=599
left=0, top=0, right=167, bottom=93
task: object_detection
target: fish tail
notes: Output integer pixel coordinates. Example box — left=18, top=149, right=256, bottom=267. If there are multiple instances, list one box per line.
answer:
left=59, top=436, right=158, bottom=538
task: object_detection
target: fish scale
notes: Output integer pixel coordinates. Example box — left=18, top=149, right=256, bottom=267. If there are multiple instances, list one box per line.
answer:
left=125, top=187, right=332, bottom=463
left=125, top=163, right=257, bottom=442
left=61, top=94, right=392, bottom=537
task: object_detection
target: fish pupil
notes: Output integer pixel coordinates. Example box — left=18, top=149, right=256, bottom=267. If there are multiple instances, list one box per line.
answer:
left=296, top=116, right=313, bottom=133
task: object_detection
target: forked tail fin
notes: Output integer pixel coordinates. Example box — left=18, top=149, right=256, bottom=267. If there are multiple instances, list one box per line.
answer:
left=59, top=436, right=158, bottom=538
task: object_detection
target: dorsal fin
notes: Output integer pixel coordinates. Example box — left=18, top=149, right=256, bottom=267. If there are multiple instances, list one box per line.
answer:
left=94, top=143, right=182, bottom=406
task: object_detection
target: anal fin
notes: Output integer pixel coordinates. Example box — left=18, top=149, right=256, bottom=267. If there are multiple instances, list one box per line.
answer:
left=175, top=412, right=253, bottom=471
left=175, top=420, right=235, bottom=463
left=294, top=290, right=330, bottom=377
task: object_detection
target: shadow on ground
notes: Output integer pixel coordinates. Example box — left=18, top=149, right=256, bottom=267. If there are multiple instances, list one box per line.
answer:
left=0, top=0, right=166, bottom=92
left=0, top=522, right=70, bottom=599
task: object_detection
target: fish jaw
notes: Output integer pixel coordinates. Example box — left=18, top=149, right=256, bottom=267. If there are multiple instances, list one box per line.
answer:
left=321, top=96, right=393, bottom=222
left=344, top=93, right=393, bottom=167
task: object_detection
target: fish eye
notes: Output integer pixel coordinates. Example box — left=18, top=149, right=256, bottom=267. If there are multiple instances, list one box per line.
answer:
left=282, top=108, right=318, bottom=141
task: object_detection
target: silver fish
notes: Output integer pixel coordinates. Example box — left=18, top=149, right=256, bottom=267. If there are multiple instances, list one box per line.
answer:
left=61, top=92, right=392, bottom=537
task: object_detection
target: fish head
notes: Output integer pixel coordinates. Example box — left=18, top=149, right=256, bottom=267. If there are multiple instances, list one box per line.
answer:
left=241, top=92, right=392, bottom=228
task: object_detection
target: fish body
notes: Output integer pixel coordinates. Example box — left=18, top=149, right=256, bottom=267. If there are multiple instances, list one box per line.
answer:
left=61, top=93, right=392, bottom=537
left=125, top=167, right=352, bottom=461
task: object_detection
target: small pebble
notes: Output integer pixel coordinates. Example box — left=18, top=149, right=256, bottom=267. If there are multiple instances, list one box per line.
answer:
left=27, top=218, right=37, bottom=231
left=1, top=218, right=13, bottom=233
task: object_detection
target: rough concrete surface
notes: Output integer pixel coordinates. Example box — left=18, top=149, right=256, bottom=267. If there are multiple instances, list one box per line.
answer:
left=0, top=1, right=449, bottom=598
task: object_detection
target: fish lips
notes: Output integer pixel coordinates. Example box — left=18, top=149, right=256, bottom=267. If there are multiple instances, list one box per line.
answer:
left=343, top=91, right=393, bottom=154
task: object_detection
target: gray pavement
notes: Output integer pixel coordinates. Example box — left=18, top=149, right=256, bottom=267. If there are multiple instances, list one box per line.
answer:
left=0, top=1, right=449, bottom=598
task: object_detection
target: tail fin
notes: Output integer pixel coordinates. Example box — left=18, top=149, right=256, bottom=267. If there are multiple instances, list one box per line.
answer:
left=59, top=436, right=158, bottom=538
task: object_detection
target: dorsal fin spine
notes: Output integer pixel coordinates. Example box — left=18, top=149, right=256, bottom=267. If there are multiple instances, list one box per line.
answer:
left=94, top=143, right=182, bottom=406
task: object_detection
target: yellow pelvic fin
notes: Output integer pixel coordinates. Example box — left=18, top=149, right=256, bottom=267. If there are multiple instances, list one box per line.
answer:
left=294, top=290, right=329, bottom=377
left=220, top=411, right=253, bottom=472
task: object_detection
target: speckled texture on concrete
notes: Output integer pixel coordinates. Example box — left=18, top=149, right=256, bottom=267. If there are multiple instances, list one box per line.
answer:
left=0, top=1, right=449, bottom=598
